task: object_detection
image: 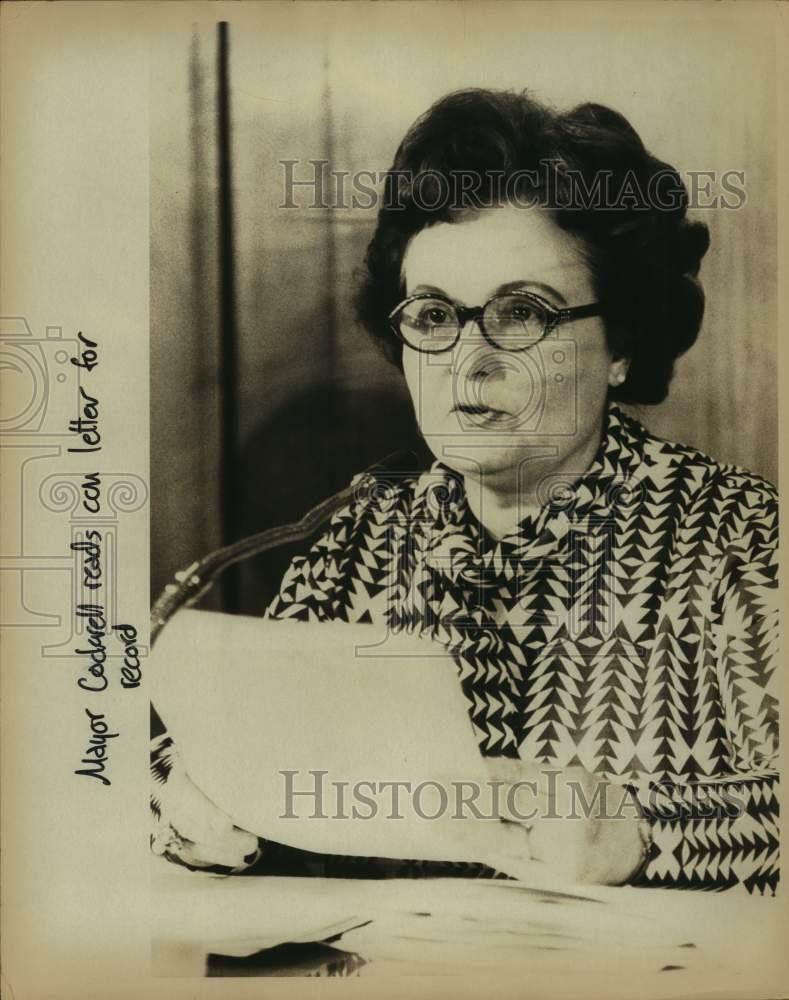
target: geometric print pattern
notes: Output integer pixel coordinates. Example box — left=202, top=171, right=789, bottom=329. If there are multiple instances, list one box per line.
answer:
left=265, top=404, right=779, bottom=893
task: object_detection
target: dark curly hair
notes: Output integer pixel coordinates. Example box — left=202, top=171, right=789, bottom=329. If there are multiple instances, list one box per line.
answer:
left=355, top=88, right=710, bottom=405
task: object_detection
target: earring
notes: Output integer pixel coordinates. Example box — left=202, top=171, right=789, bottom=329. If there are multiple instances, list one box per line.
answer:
left=611, top=370, right=627, bottom=385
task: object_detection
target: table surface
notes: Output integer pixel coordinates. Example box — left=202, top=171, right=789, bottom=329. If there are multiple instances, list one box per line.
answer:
left=151, top=858, right=786, bottom=995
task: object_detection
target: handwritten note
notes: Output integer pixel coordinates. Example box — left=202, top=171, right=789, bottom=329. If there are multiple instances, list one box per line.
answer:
left=68, top=333, right=142, bottom=786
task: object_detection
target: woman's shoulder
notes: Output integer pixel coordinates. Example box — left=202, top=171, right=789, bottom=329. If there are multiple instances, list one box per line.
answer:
left=625, top=411, right=778, bottom=549
left=625, top=409, right=777, bottom=502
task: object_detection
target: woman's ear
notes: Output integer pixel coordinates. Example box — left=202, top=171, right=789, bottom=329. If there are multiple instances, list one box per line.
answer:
left=608, top=359, right=629, bottom=387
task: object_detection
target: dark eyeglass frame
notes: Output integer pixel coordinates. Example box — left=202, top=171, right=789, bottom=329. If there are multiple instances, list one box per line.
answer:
left=388, top=289, right=604, bottom=354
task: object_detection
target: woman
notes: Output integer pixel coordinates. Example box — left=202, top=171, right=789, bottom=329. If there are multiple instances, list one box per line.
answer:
left=152, top=88, right=778, bottom=892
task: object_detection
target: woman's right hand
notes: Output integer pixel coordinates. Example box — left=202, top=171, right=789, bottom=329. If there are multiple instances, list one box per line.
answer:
left=151, top=735, right=262, bottom=873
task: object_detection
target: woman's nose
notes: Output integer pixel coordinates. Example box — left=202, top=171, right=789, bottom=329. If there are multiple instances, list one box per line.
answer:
left=452, top=319, right=506, bottom=380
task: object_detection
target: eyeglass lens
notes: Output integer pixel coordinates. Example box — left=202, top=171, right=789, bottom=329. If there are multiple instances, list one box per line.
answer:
left=396, top=294, right=548, bottom=351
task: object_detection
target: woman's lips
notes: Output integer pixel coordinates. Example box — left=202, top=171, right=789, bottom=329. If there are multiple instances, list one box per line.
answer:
left=453, top=403, right=511, bottom=419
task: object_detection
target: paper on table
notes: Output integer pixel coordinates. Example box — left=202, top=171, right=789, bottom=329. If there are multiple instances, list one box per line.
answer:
left=153, top=870, right=725, bottom=988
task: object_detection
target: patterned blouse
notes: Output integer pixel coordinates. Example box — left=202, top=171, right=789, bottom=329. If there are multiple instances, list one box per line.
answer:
left=263, top=403, right=779, bottom=893
left=152, top=403, right=778, bottom=893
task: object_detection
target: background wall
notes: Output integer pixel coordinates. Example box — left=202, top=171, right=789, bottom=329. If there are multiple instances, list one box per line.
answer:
left=150, top=4, right=777, bottom=611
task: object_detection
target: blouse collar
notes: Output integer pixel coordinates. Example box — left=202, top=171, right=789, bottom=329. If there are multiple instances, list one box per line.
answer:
left=410, top=402, right=650, bottom=583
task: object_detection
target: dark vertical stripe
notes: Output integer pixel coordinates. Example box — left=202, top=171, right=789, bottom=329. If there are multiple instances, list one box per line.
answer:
left=322, top=46, right=338, bottom=377
left=189, top=31, right=211, bottom=533
left=217, top=20, right=239, bottom=609
left=320, top=45, right=344, bottom=493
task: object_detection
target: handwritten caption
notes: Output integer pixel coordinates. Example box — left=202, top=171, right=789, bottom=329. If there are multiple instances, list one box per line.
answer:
left=68, top=332, right=141, bottom=786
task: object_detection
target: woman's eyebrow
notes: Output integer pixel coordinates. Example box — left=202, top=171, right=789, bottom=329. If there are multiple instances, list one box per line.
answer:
left=410, top=280, right=569, bottom=305
left=496, top=280, right=568, bottom=305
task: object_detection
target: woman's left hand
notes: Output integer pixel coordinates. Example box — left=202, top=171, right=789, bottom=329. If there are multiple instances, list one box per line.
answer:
left=152, top=751, right=263, bottom=873
left=483, top=758, right=648, bottom=886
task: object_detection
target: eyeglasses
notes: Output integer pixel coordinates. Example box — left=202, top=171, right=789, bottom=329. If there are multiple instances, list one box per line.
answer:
left=388, top=289, right=603, bottom=354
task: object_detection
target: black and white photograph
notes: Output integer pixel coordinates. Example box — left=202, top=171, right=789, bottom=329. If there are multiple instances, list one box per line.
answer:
left=1, top=1, right=787, bottom=996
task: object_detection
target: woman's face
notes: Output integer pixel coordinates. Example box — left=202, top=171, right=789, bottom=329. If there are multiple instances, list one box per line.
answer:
left=400, top=204, right=620, bottom=487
